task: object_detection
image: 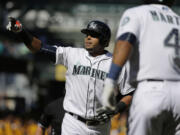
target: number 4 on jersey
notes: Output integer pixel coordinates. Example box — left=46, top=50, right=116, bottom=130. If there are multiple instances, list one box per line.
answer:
left=164, top=28, right=180, bottom=69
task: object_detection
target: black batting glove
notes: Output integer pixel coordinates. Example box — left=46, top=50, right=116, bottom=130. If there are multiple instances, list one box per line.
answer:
left=95, top=101, right=127, bottom=124
left=6, top=17, right=34, bottom=46
left=6, top=17, right=22, bottom=33
left=95, top=107, right=116, bottom=124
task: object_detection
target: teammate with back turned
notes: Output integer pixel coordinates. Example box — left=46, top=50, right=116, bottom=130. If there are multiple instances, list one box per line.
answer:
left=6, top=18, right=134, bottom=135
left=102, top=0, right=180, bottom=135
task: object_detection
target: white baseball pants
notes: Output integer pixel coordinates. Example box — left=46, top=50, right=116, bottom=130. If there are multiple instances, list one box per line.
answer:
left=128, top=80, right=180, bottom=135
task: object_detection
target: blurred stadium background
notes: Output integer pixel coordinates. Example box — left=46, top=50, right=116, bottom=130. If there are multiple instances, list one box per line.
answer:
left=0, top=0, right=180, bottom=135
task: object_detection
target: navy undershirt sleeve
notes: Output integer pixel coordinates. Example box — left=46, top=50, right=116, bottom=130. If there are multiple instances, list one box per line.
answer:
left=40, top=44, right=57, bottom=63
left=117, top=32, right=137, bottom=46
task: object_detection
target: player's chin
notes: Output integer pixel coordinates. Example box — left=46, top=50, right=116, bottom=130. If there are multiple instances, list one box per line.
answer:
left=85, top=44, right=94, bottom=51
left=86, top=48, right=94, bottom=53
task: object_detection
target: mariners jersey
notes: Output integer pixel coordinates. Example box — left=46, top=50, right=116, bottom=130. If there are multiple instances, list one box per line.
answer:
left=116, top=4, right=180, bottom=82
left=55, top=47, right=134, bottom=119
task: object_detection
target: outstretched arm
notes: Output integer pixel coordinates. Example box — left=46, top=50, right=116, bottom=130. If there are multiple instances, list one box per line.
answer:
left=6, top=17, right=58, bottom=62
left=18, top=31, right=42, bottom=53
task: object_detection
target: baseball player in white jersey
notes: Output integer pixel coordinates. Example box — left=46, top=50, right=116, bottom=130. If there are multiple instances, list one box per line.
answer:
left=6, top=18, right=135, bottom=135
left=101, top=0, right=180, bottom=135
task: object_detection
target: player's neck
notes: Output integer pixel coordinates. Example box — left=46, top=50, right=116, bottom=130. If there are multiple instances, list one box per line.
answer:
left=89, top=50, right=107, bottom=57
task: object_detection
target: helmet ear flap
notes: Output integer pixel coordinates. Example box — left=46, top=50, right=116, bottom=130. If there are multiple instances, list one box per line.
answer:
left=99, top=35, right=109, bottom=47
left=102, top=39, right=109, bottom=47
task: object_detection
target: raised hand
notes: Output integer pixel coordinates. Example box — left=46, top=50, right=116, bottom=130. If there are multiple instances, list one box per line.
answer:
left=6, top=17, right=22, bottom=33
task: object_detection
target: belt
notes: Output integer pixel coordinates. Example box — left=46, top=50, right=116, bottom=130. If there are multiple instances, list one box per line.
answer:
left=146, top=79, right=164, bottom=82
left=66, top=112, right=100, bottom=126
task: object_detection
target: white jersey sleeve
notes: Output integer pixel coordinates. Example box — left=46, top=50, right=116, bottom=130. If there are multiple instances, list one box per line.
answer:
left=55, top=46, right=73, bottom=67
left=116, top=8, right=141, bottom=40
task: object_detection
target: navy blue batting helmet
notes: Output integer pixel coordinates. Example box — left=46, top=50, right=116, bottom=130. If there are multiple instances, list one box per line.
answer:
left=143, top=0, right=175, bottom=7
left=81, top=20, right=111, bottom=47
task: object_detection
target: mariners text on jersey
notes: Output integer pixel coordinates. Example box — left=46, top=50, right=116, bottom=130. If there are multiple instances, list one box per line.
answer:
left=72, top=65, right=107, bottom=80
left=150, top=10, right=180, bottom=25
